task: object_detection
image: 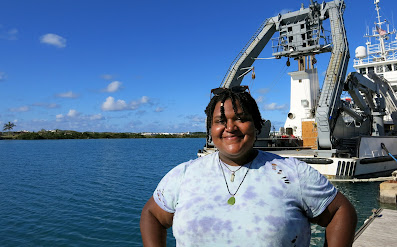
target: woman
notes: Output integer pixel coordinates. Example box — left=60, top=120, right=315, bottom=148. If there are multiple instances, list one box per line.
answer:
left=140, top=86, right=357, bottom=246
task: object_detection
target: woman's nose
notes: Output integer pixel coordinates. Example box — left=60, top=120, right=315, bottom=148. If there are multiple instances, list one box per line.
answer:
left=225, top=120, right=237, bottom=132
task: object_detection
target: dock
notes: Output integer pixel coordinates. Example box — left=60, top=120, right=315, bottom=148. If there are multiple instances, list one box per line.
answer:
left=353, top=208, right=397, bottom=246
left=330, top=177, right=393, bottom=183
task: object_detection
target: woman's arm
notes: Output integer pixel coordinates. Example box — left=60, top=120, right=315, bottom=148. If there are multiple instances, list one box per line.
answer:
left=311, top=191, right=357, bottom=247
left=140, top=196, right=174, bottom=247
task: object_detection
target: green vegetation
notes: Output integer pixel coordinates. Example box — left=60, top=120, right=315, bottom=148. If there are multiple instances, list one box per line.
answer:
left=0, top=129, right=206, bottom=140
left=3, top=122, right=16, bottom=137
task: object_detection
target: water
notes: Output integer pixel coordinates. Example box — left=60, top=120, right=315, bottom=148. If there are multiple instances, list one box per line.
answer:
left=0, top=139, right=395, bottom=246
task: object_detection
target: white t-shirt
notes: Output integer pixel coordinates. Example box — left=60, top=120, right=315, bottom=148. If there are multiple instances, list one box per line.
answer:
left=154, top=151, right=337, bottom=247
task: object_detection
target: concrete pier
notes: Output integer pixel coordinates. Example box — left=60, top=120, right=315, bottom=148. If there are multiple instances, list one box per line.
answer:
left=353, top=208, right=397, bottom=246
left=379, top=180, right=397, bottom=204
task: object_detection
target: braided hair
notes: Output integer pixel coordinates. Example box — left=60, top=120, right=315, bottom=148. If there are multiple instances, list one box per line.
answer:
left=204, top=89, right=263, bottom=135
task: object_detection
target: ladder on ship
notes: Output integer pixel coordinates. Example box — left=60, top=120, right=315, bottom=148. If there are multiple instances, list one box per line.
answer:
left=316, top=0, right=350, bottom=149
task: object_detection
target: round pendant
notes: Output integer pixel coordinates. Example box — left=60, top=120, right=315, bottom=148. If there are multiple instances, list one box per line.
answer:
left=227, top=196, right=236, bottom=205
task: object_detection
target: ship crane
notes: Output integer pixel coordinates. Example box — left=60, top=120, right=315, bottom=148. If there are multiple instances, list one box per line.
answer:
left=344, top=72, right=397, bottom=137
left=218, top=0, right=348, bottom=150
left=199, top=0, right=397, bottom=180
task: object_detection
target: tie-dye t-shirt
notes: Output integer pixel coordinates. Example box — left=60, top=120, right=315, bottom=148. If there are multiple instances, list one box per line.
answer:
left=153, top=151, right=337, bottom=247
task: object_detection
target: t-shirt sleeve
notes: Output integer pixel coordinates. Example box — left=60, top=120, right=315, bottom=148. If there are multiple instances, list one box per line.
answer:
left=153, top=162, right=188, bottom=213
left=294, top=158, right=338, bottom=218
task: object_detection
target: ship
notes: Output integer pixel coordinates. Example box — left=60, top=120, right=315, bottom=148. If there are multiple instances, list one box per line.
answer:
left=198, top=0, right=397, bottom=179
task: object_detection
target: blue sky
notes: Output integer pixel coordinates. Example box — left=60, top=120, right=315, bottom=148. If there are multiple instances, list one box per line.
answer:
left=1, top=0, right=395, bottom=133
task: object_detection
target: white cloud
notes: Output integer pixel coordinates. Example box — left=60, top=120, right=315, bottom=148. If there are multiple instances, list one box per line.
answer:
left=187, top=115, right=205, bottom=123
left=263, top=103, right=288, bottom=111
left=101, top=74, right=114, bottom=80
left=101, top=96, right=128, bottom=111
left=40, top=33, right=66, bottom=48
left=32, top=102, right=60, bottom=109
left=67, top=109, right=79, bottom=117
left=131, top=96, right=151, bottom=110
left=56, top=114, right=64, bottom=121
left=155, top=107, right=165, bottom=112
left=0, top=27, right=18, bottom=40
left=9, top=106, right=30, bottom=112
left=258, top=88, right=270, bottom=94
left=56, top=110, right=104, bottom=123
left=90, top=114, right=103, bottom=120
left=140, top=96, right=149, bottom=103
left=103, top=81, right=122, bottom=93
left=56, top=91, right=79, bottom=98
left=101, top=96, right=153, bottom=112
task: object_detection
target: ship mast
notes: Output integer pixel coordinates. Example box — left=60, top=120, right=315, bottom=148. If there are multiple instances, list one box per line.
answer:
left=374, top=0, right=387, bottom=60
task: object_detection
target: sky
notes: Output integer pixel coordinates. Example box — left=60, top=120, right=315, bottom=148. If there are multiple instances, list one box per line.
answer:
left=1, top=0, right=396, bottom=133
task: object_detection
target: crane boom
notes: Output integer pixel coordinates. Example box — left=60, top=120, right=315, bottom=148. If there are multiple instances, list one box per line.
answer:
left=219, top=0, right=348, bottom=149
left=221, top=19, right=276, bottom=88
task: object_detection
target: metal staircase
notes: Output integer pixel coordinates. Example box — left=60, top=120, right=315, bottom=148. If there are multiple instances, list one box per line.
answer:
left=315, top=0, right=350, bottom=149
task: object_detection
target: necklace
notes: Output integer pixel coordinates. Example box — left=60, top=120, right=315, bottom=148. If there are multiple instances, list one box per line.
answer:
left=218, top=157, right=253, bottom=205
left=219, top=160, right=244, bottom=182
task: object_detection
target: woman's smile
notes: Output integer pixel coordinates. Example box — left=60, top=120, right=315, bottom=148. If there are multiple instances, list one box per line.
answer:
left=211, top=99, right=256, bottom=165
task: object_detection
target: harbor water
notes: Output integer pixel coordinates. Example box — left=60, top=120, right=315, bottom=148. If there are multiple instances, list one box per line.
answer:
left=0, top=138, right=395, bottom=246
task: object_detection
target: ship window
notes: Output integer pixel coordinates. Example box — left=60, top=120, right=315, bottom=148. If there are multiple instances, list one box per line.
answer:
left=385, top=64, right=392, bottom=72
left=360, top=68, right=367, bottom=74
left=376, top=65, right=383, bottom=73
left=368, top=66, right=374, bottom=73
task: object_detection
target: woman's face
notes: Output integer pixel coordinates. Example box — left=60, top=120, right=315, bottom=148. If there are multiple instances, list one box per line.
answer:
left=211, top=99, right=256, bottom=163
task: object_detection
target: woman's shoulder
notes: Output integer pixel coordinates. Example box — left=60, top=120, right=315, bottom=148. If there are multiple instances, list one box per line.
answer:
left=256, top=151, right=306, bottom=169
left=174, top=151, right=218, bottom=171
left=257, top=150, right=283, bottom=161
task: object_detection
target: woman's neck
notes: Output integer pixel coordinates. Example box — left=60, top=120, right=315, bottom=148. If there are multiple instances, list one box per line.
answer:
left=219, top=149, right=258, bottom=166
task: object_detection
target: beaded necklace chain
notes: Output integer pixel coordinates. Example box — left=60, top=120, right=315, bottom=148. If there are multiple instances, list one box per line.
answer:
left=218, top=157, right=253, bottom=205
left=219, top=159, right=244, bottom=182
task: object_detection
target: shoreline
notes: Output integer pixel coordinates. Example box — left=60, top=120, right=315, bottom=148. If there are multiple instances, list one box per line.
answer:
left=0, top=130, right=206, bottom=140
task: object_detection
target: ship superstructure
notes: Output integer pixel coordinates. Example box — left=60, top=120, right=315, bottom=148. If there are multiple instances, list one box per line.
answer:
left=198, top=0, right=397, bottom=179
left=354, top=0, right=397, bottom=88
left=353, top=0, right=397, bottom=132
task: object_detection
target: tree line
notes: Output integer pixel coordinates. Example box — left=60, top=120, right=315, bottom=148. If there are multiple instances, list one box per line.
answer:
left=1, top=123, right=206, bottom=140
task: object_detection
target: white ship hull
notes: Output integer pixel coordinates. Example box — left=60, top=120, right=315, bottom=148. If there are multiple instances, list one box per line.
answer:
left=198, top=137, right=397, bottom=179
left=270, top=136, right=397, bottom=179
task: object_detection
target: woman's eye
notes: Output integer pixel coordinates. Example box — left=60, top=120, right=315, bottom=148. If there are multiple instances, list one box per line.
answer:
left=214, top=119, right=226, bottom=124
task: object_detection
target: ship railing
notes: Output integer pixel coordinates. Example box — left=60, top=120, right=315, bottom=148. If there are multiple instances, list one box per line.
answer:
left=367, top=41, right=397, bottom=55
left=367, top=43, right=381, bottom=55
left=354, top=52, right=397, bottom=66
left=386, top=41, right=397, bottom=51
